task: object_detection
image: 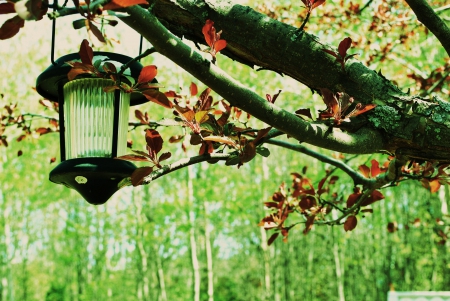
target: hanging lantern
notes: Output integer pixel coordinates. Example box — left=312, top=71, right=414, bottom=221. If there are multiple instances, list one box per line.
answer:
left=36, top=52, right=147, bottom=205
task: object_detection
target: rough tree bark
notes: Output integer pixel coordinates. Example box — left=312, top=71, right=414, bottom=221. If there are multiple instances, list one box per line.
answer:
left=118, top=0, right=450, bottom=162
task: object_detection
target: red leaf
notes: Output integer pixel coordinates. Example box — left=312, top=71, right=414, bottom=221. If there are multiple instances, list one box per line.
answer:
left=35, top=127, right=51, bottom=135
left=267, top=232, right=279, bottom=246
left=0, top=15, right=24, bottom=40
left=359, top=164, right=370, bottom=178
left=141, top=89, right=173, bottom=109
left=0, top=2, right=15, bottom=14
left=370, top=159, right=380, bottom=177
left=361, top=189, right=384, bottom=206
left=145, top=129, right=163, bottom=157
left=103, top=0, right=148, bottom=10
left=338, top=37, right=352, bottom=59
left=344, top=215, right=357, bottom=232
left=78, top=39, right=93, bottom=65
left=138, top=65, right=158, bottom=84
left=213, top=39, right=227, bottom=52
left=429, top=179, right=441, bottom=193
left=311, top=0, right=325, bottom=9
left=190, top=82, right=198, bottom=97
left=131, top=166, right=153, bottom=186
left=346, top=187, right=361, bottom=207
left=202, top=19, right=215, bottom=47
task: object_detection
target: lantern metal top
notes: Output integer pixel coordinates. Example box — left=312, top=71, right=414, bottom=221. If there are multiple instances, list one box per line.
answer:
left=36, top=51, right=147, bottom=105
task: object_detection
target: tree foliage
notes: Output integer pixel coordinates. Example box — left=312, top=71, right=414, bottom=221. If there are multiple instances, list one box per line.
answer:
left=1, top=0, right=450, bottom=244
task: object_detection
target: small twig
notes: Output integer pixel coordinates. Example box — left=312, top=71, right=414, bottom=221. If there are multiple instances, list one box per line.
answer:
left=118, top=47, right=156, bottom=75
left=425, top=70, right=450, bottom=95
left=297, top=10, right=311, bottom=32
left=118, top=153, right=231, bottom=188
left=358, top=0, right=374, bottom=14
left=48, top=0, right=111, bottom=19
left=265, top=139, right=371, bottom=186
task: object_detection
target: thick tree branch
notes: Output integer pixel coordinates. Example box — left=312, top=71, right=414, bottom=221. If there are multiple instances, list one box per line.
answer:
left=120, top=5, right=384, bottom=155
left=404, top=0, right=450, bottom=57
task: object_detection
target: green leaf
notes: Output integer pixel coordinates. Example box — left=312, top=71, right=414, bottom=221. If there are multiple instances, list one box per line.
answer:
left=225, top=154, right=240, bottom=166
left=72, top=19, right=86, bottom=30
left=256, top=146, right=270, bottom=157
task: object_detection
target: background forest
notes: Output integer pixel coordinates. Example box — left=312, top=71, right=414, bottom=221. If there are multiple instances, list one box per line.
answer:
left=1, top=0, right=450, bottom=300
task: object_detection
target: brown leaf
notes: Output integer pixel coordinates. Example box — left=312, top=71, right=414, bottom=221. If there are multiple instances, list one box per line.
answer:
left=344, top=215, right=357, bottom=232
left=141, top=89, right=173, bottom=109
left=267, top=232, right=279, bottom=246
left=131, top=166, right=153, bottom=186
left=86, top=21, right=106, bottom=46
left=295, top=108, right=313, bottom=119
left=145, top=129, right=163, bottom=157
left=299, top=196, right=316, bottom=210
left=0, top=2, right=16, bottom=14
left=361, top=189, right=384, bottom=206
left=78, top=39, right=93, bottom=65
left=66, top=62, right=98, bottom=81
left=346, top=188, right=361, bottom=208
left=0, top=15, right=24, bottom=40
left=303, top=215, right=315, bottom=235
left=158, top=152, right=171, bottom=163
left=338, top=37, right=352, bottom=59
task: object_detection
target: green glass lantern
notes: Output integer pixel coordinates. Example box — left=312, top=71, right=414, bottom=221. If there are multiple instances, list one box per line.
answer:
left=36, top=52, right=146, bottom=205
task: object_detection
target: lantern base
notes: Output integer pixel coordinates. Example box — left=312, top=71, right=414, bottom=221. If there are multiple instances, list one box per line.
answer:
left=50, top=158, right=136, bottom=205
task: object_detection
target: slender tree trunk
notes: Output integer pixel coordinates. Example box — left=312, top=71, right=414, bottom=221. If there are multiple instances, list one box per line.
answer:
left=3, top=204, right=13, bottom=301
left=134, top=191, right=150, bottom=301
left=260, top=227, right=271, bottom=301
left=204, top=202, right=214, bottom=301
left=332, top=227, right=345, bottom=301
left=154, top=248, right=167, bottom=301
left=260, top=157, right=272, bottom=301
left=188, top=165, right=201, bottom=301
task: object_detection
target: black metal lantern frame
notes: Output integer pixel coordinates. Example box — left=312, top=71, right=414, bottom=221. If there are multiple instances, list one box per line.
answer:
left=36, top=10, right=148, bottom=205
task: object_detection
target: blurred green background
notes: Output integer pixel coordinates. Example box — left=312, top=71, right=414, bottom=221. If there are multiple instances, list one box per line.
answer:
left=0, top=0, right=449, bottom=300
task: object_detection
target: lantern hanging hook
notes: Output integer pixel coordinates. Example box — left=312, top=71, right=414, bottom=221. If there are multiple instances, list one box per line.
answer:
left=50, top=0, right=58, bottom=65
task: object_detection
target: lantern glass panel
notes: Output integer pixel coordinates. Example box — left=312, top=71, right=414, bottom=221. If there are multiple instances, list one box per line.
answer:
left=63, top=78, right=130, bottom=159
